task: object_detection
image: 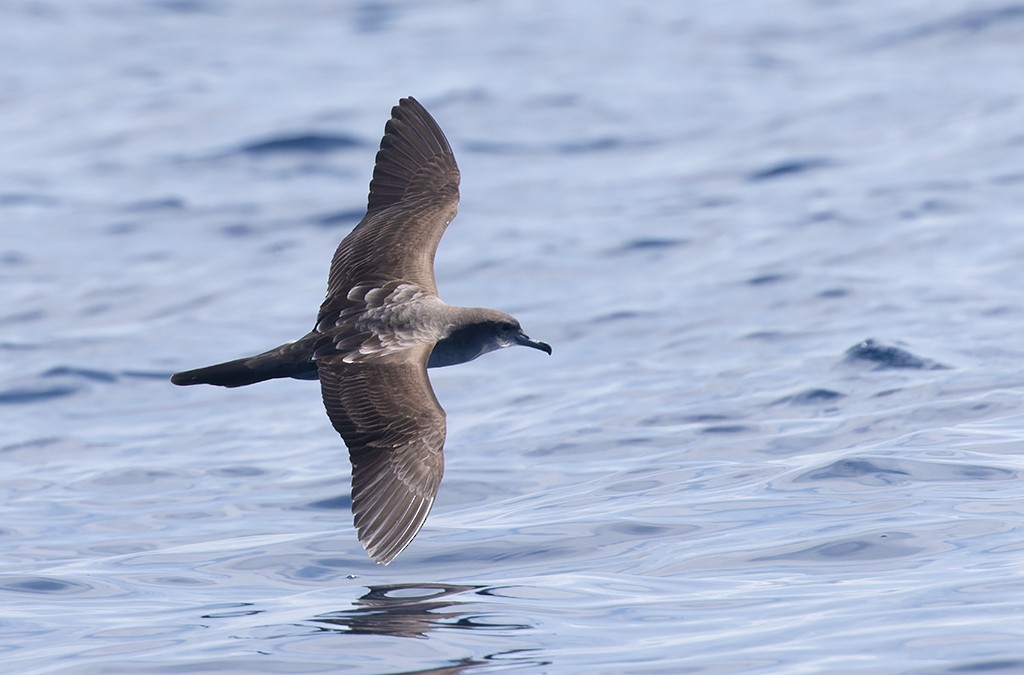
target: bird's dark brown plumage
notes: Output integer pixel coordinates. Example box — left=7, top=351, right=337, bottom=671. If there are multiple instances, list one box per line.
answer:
left=318, top=347, right=445, bottom=563
left=171, top=97, right=550, bottom=565
left=315, top=97, right=459, bottom=564
left=323, top=97, right=460, bottom=308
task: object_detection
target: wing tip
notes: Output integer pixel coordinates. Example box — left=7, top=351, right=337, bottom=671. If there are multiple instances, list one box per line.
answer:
left=358, top=495, right=436, bottom=565
left=366, top=96, right=458, bottom=214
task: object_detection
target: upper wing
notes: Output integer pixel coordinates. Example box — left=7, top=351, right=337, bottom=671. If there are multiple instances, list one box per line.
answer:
left=364, top=97, right=459, bottom=217
left=319, top=97, right=460, bottom=325
left=318, top=346, right=446, bottom=564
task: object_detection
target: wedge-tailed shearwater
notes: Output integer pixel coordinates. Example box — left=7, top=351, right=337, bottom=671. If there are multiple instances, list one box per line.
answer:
left=171, top=97, right=551, bottom=564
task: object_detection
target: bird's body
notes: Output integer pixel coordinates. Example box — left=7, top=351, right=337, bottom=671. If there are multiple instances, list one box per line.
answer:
left=172, top=97, right=550, bottom=564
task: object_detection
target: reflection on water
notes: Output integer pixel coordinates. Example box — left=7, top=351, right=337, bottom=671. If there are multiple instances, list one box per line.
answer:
left=310, top=583, right=548, bottom=673
left=312, top=583, right=531, bottom=638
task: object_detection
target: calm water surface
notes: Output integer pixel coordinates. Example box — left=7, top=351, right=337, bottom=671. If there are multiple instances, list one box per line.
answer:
left=3, top=1, right=1024, bottom=673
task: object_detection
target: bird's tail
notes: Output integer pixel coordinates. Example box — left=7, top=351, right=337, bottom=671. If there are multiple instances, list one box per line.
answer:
left=171, top=339, right=319, bottom=388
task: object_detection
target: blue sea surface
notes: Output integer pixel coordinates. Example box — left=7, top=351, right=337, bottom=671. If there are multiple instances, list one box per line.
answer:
left=3, top=1, right=1024, bottom=672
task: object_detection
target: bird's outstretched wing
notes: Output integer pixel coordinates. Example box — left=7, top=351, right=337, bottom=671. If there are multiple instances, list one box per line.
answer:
left=318, top=346, right=446, bottom=564
left=320, top=97, right=460, bottom=328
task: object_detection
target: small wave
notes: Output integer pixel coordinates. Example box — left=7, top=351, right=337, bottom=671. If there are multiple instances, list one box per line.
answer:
left=0, top=576, right=95, bottom=595
left=42, top=366, right=118, bottom=383
left=774, top=388, right=845, bottom=406
left=0, top=193, right=59, bottom=207
left=871, top=5, right=1024, bottom=47
left=312, top=209, right=364, bottom=227
left=154, top=0, right=218, bottom=14
left=591, top=310, right=648, bottom=324
left=844, top=338, right=949, bottom=370
left=0, top=385, right=79, bottom=404
left=942, top=658, right=1024, bottom=673
left=747, top=273, right=790, bottom=286
left=556, top=137, right=638, bottom=154
left=465, top=136, right=653, bottom=156
left=123, top=197, right=186, bottom=212
left=751, top=532, right=925, bottom=563
left=306, top=495, right=352, bottom=511
left=639, top=412, right=734, bottom=427
left=611, top=238, right=688, bottom=254
left=219, top=223, right=255, bottom=238
left=238, top=133, right=363, bottom=155
left=702, top=424, right=752, bottom=435
left=353, top=2, right=398, bottom=33
left=796, top=456, right=1018, bottom=485
left=747, top=157, right=831, bottom=182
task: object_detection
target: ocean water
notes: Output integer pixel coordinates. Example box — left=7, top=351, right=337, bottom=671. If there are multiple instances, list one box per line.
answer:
left=3, top=1, right=1024, bottom=672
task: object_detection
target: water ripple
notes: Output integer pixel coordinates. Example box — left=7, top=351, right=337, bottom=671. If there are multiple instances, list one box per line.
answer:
left=237, top=133, right=364, bottom=155
left=844, top=338, right=950, bottom=370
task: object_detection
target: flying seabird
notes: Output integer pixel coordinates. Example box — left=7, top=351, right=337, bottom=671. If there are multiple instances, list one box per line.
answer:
left=171, top=97, right=551, bottom=564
